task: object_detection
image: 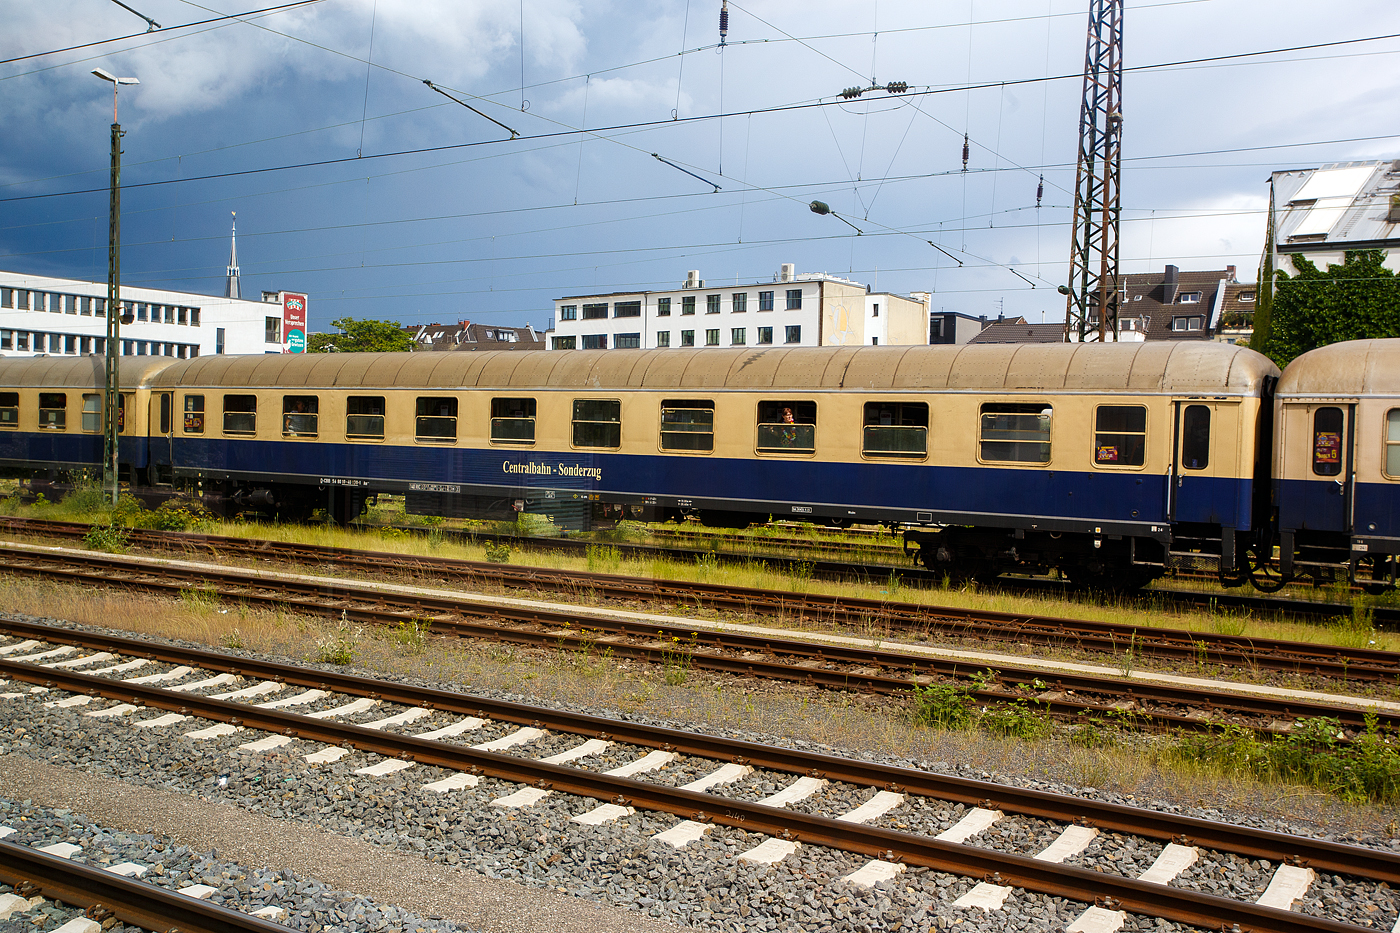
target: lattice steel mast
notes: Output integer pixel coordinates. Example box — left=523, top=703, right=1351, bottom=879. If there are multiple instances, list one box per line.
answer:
left=1062, top=0, right=1123, bottom=343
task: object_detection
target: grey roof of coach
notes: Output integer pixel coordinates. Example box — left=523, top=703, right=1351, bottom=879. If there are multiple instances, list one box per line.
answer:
left=1277, top=339, right=1400, bottom=397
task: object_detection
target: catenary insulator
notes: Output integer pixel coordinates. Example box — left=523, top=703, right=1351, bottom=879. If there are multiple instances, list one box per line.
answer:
left=962, top=134, right=969, bottom=171
left=719, top=1, right=728, bottom=44
left=1036, top=175, right=1044, bottom=207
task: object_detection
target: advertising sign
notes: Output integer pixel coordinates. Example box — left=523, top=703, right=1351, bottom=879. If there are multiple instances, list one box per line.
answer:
left=282, top=292, right=307, bottom=354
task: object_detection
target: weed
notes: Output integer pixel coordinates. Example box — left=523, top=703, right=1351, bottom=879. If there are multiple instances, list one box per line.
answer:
left=221, top=629, right=245, bottom=649
left=1069, top=715, right=1120, bottom=749
left=378, top=526, right=409, bottom=541
left=660, top=631, right=697, bottom=686
left=61, top=483, right=109, bottom=515
left=982, top=699, right=1054, bottom=740
left=391, top=618, right=431, bottom=653
left=315, top=614, right=361, bottom=665
left=586, top=544, right=622, bottom=573
left=908, top=680, right=976, bottom=730
left=1331, top=598, right=1376, bottom=650
left=484, top=542, right=511, bottom=563
left=149, top=502, right=215, bottom=532
left=179, top=584, right=220, bottom=611
left=82, top=523, right=128, bottom=553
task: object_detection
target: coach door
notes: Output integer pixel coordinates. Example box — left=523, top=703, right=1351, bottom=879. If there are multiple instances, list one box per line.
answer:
left=150, top=391, right=174, bottom=485
left=1168, top=400, right=1235, bottom=525
left=1284, top=401, right=1356, bottom=532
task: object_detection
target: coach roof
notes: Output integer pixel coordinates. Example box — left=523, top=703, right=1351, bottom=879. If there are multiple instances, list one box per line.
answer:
left=142, top=342, right=1278, bottom=393
left=0, top=356, right=177, bottom=389
left=1276, top=338, right=1400, bottom=397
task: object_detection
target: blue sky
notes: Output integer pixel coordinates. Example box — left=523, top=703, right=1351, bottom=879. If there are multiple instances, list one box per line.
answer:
left=3, top=0, right=1400, bottom=334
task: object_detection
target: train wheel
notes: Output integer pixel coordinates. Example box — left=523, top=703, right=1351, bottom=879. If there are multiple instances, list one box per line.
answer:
left=1247, top=546, right=1288, bottom=593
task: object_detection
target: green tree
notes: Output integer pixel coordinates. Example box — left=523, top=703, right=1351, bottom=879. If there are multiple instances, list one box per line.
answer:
left=1262, top=249, right=1400, bottom=366
left=308, top=317, right=414, bottom=353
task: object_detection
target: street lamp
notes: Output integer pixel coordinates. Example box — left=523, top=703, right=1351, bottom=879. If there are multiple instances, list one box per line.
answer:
left=808, top=200, right=863, bottom=235
left=92, top=68, right=139, bottom=506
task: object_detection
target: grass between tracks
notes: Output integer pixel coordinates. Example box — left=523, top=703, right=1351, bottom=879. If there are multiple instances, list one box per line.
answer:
left=1, top=569, right=1399, bottom=815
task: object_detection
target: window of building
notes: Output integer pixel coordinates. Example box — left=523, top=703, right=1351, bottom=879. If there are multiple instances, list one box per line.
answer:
left=1387, top=410, right=1400, bottom=477
left=1094, top=406, right=1146, bottom=466
left=215, top=327, right=225, bottom=354
left=135, top=341, right=146, bottom=356
left=95, top=297, right=105, bottom=316
left=757, top=400, right=816, bottom=453
left=80, top=297, right=90, bottom=315
left=177, top=345, right=186, bottom=358
left=264, top=316, right=281, bottom=343
left=758, top=290, right=774, bottom=311
left=1178, top=292, right=1202, bottom=304
left=616, top=332, right=641, bottom=348
left=706, top=294, right=721, bottom=314
left=49, top=334, right=61, bottom=354
left=681, top=296, right=696, bottom=315
left=16, top=291, right=29, bottom=311
left=346, top=396, right=385, bottom=439
left=491, top=397, right=536, bottom=444
left=732, top=293, right=747, bottom=313
left=16, top=333, right=28, bottom=351
left=135, top=303, right=146, bottom=322
left=656, top=331, right=670, bottom=347
left=661, top=399, right=714, bottom=452
left=657, top=297, right=671, bottom=317
left=731, top=328, right=746, bottom=345
left=614, top=301, right=641, bottom=318
left=189, top=308, right=200, bottom=326
left=1172, top=316, right=1204, bottom=332
left=81, top=394, right=101, bottom=432
left=183, top=395, right=204, bottom=434
left=177, top=306, right=187, bottom=324
left=757, top=327, right=773, bottom=344
left=64, top=295, right=76, bottom=313
left=0, top=331, right=10, bottom=350
left=1181, top=404, right=1210, bottom=470
left=0, top=289, right=10, bottom=309
left=681, top=330, right=695, bottom=347
left=551, top=336, right=577, bottom=350
left=980, top=403, right=1051, bottom=463
left=705, top=329, right=720, bottom=346
left=871, top=337, right=879, bottom=345
left=559, top=305, right=578, bottom=321
left=189, top=345, right=198, bottom=357
left=0, top=393, right=17, bottom=429
left=873, top=303, right=880, bottom=317
left=582, top=303, right=608, bottom=320
left=64, top=335, right=76, bottom=354
left=36, top=393, right=64, bottom=430
left=785, top=325, right=801, bottom=344
left=80, top=337, right=91, bottom=354
left=1239, top=291, right=1256, bottom=302
left=863, top=401, right=928, bottom=458
left=1312, top=407, right=1344, bottom=476
left=120, top=339, right=130, bottom=355
left=581, top=334, right=607, bottom=349
left=786, top=289, right=802, bottom=310
left=573, top=399, right=621, bottom=448
left=415, top=397, right=457, bottom=442
left=223, top=395, right=256, bottom=435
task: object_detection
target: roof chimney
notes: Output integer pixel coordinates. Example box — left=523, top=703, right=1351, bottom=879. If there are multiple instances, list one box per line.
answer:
left=1162, top=264, right=1180, bottom=305
left=1164, top=264, right=1178, bottom=284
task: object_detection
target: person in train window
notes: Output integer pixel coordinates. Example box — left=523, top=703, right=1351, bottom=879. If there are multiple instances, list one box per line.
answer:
left=780, top=407, right=798, bottom=446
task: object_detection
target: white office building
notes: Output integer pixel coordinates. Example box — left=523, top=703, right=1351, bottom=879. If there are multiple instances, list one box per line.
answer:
left=550, top=264, right=931, bottom=351
left=0, top=271, right=301, bottom=358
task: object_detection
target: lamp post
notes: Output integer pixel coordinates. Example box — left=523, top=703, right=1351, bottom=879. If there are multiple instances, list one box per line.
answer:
left=92, top=68, right=138, bottom=506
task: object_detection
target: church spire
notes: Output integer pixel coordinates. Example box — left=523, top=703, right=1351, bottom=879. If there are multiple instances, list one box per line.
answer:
left=225, top=211, right=241, bottom=299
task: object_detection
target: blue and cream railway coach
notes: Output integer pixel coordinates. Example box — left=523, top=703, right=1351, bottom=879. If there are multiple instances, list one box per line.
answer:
left=0, top=343, right=1278, bottom=587
left=1273, top=339, right=1400, bottom=590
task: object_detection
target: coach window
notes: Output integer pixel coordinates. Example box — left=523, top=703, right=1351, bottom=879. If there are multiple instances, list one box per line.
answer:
left=756, top=400, right=816, bottom=454
left=38, top=393, right=66, bottom=430
left=1312, top=407, right=1344, bottom=477
left=81, top=394, right=101, bottom=432
left=415, top=397, right=457, bottom=442
left=283, top=396, right=318, bottom=437
left=183, top=395, right=205, bottom=434
left=1094, top=405, right=1147, bottom=467
left=491, top=398, right=536, bottom=444
left=223, top=395, right=256, bottom=435
left=573, top=399, right=621, bottom=448
left=979, top=403, right=1051, bottom=463
left=661, top=400, right=714, bottom=452
left=0, top=393, right=17, bottom=429
left=347, top=396, right=385, bottom=440
left=1386, top=410, right=1400, bottom=478
left=862, top=401, right=928, bottom=459
left=1181, top=404, right=1210, bottom=470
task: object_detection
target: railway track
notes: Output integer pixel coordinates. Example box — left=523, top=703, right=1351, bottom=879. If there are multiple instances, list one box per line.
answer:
left=0, top=615, right=1390, bottom=933
left=0, top=517, right=1394, bottom=684
left=0, top=836, right=290, bottom=932
left=0, top=538, right=1395, bottom=738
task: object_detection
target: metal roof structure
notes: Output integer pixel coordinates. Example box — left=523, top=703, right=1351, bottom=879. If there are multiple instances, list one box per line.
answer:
left=1272, top=161, right=1400, bottom=254
left=1276, top=338, right=1400, bottom=397
left=0, top=356, right=175, bottom=389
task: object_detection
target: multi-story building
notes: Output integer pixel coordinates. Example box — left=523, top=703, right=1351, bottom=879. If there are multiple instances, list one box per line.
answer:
left=549, top=265, right=930, bottom=351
